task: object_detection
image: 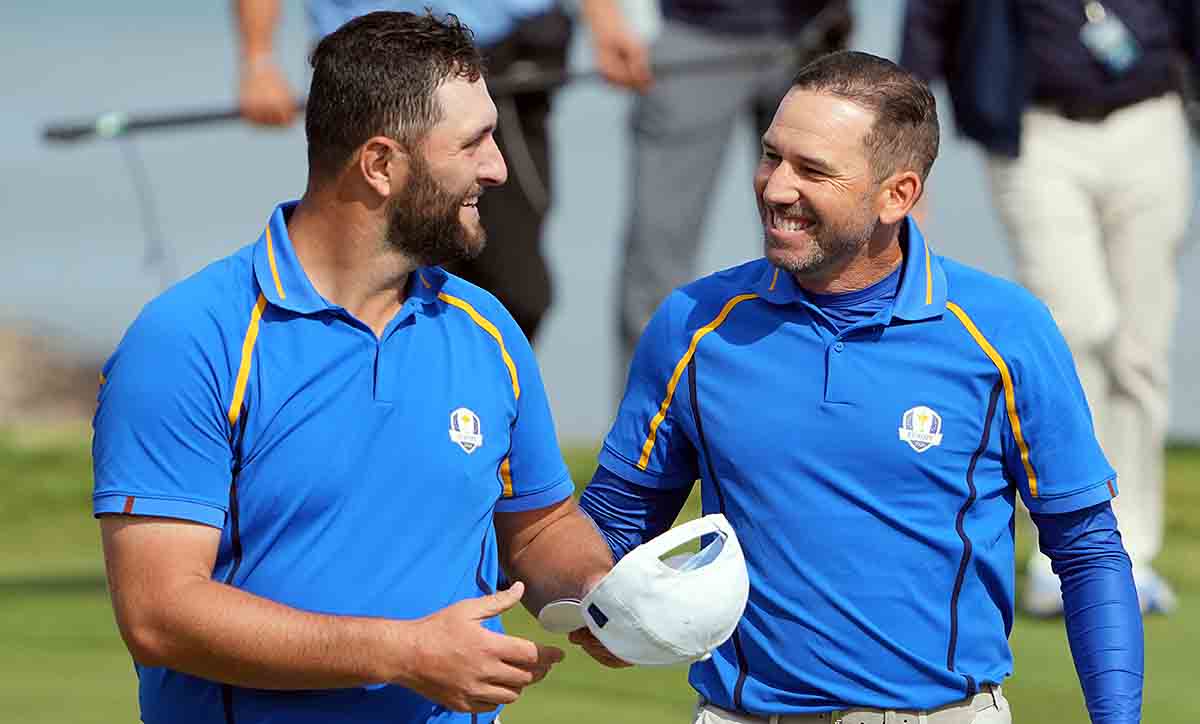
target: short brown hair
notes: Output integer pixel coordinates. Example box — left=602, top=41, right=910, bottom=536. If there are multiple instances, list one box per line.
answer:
left=791, top=51, right=939, bottom=183
left=305, top=11, right=484, bottom=180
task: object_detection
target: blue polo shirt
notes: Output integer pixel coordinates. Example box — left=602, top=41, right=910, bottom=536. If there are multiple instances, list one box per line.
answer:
left=599, top=219, right=1116, bottom=714
left=92, top=201, right=572, bottom=724
left=306, top=0, right=557, bottom=46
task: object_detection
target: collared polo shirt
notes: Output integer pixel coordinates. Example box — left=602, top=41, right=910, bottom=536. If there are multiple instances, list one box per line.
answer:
left=92, top=201, right=572, bottom=724
left=305, top=0, right=556, bottom=46
left=599, top=219, right=1115, bottom=714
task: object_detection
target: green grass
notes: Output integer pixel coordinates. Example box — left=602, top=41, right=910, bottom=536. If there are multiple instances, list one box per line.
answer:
left=1, top=427, right=1196, bottom=722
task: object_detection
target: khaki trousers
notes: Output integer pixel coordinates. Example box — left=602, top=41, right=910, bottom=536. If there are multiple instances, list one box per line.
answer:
left=693, top=686, right=1010, bottom=724
left=986, top=93, right=1193, bottom=571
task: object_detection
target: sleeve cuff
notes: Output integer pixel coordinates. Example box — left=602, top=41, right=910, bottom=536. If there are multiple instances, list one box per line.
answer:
left=494, top=474, right=575, bottom=513
left=1025, top=472, right=1118, bottom=515
left=598, top=445, right=693, bottom=490
left=94, top=493, right=227, bottom=528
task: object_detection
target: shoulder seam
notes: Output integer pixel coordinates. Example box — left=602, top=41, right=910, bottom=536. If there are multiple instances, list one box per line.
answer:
left=945, top=300, right=1040, bottom=497
left=636, top=293, right=758, bottom=471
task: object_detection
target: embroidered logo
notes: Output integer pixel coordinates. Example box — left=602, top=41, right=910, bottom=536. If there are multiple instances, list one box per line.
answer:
left=449, top=407, right=483, bottom=453
left=898, top=405, right=944, bottom=453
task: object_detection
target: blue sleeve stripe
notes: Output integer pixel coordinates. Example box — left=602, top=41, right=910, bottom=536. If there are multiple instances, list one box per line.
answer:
left=227, top=293, right=267, bottom=427
left=945, top=300, right=1041, bottom=497
left=437, top=292, right=520, bottom=401
left=637, top=293, right=759, bottom=471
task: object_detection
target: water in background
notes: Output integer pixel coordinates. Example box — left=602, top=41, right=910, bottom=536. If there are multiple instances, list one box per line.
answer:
left=3, top=1, right=1198, bottom=441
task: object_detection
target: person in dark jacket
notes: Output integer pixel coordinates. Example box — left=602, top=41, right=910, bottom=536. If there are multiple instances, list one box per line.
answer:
left=901, top=0, right=1195, bottom=617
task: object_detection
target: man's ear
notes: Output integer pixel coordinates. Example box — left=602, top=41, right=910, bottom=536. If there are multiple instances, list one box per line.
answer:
left=357, top=136, right=409, bottom=199
left=877, top=170, right=923, bottom=226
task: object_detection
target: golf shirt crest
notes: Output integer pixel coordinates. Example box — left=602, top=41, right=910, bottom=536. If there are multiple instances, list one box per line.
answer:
left=600, top=219, right=1115, bottom=713
left=92, top=201, right=572, bottom=724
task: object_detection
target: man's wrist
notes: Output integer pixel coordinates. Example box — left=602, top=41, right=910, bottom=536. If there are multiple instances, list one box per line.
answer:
left=240, top=51, right=277, bottom=74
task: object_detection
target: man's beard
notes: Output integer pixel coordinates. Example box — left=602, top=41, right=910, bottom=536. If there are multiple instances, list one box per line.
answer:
left=764, top=195, right=879, bottom=279
left=386, top=155, right=485, bottom=267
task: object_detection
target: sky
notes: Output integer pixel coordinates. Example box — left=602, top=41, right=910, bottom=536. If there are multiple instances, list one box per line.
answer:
left=3, top=1, right=1198, bottom=441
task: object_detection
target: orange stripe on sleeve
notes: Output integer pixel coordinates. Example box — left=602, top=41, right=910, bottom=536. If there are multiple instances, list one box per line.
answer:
left=123, top=496, right=135, bottom=514
left=500, top=458, right=514, bottom=498
left=228, top=294, right=268, bottom=427
left=946, top=301, right=1039, bottom=497
left=637, top=293, right=759, bottom=471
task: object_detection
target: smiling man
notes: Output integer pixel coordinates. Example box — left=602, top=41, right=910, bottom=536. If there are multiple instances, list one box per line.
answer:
left=578, top=51, right=1145, bottom=723
left=92, top=12, right=613, bottom=724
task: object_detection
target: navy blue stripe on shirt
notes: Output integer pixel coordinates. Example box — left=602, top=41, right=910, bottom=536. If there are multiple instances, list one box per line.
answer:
left=947, top=381, right=1002, bottom=694
left=688, top=355, right=751, bottom=712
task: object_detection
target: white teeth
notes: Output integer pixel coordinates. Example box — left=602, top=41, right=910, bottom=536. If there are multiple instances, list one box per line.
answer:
left=772, top=210, right=811, bottom=232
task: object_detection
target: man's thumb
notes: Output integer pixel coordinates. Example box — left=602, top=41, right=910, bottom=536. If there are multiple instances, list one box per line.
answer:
left=473, top=581, right=525, bottom=619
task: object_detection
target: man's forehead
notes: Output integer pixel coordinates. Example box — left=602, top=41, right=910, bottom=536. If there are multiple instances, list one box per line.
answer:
left=766, top=89, right=873, bottom=147
left=430, top=76, right=498, bottom=135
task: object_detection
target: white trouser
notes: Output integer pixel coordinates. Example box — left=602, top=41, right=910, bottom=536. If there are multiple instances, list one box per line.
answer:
left=693, top=685, right=1011, bottom=724
left=985, top=93, right=1192, bottom=570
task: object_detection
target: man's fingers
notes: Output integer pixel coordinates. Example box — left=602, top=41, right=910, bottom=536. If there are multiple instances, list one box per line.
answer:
left=567, top=627, right=632, bottom=668
left=624, top=46, right=654, bottom=91
left=471, top=581, right=525, bottom=619
left=462, top=684, right=520, bottom=712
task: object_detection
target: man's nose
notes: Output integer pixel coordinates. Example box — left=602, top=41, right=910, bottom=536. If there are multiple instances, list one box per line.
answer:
left=480, top=136, right=508, bottom=187
left=762, top=166, right=800, bottom=207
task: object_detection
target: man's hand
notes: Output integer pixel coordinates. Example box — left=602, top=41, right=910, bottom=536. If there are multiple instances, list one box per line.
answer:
left=239, top=57, right=298, bottom=126
left=581, top=0, right=654, bottom=92
left=567, top=627, right=632, bottom=668
left=401, top=582, right=565, bottom=712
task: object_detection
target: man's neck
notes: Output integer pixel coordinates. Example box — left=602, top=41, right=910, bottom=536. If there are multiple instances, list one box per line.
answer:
left=794, top=223, right=904, bottom=295
left=286, top=193, right=417, bottom=337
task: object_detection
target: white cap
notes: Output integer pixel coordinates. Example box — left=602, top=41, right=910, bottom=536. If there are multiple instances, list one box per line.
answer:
left=538, top=514, right=750, bottom=666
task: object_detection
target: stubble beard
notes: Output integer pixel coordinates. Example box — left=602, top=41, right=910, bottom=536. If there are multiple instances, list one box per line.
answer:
left=764, top=195, right=879, bottom=280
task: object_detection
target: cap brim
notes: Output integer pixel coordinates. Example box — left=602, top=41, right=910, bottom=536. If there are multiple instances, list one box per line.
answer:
left=537, top=598, right=585, bottom=634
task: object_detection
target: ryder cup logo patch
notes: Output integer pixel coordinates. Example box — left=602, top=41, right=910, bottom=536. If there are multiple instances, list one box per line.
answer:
left=449, top=407, right=483, bottom=453
left=898, top=405, right=944, bottom=453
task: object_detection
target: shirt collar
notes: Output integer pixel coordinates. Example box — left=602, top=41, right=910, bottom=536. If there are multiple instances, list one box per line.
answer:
left=253, top=200, right=449, bottom=314
left=753, top=216, right=947, bottom=322
left=891, top=216, right=947, bottom=322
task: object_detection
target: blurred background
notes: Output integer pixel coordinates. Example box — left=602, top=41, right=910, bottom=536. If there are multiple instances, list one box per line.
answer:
left=2, top=1, right=1197, bottom=722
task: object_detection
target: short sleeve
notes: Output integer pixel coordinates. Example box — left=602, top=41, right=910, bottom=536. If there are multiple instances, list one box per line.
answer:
left=1002, top=300, right=1116, bottom=515
left=599, top=294, right=699, bottom=490
left=92, top=300, right=234, bottom=528
left=493, top=316, right=573, bottom=513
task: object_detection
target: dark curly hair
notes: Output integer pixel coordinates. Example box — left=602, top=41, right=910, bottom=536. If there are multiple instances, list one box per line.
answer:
left=305, top=10, right=484, bottom=181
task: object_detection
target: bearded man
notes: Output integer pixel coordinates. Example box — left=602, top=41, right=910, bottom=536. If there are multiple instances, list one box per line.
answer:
left=91, top=12, right=614, bottom=724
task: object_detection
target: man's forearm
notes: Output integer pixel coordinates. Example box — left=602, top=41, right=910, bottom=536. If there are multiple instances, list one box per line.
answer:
left=500, top=502, right=614, bottom=615
left=119, top=575, right=413, bottom=690
left=1033, top=503, right=1144, bottom=723
left=234, top=0, right=281, bottom=62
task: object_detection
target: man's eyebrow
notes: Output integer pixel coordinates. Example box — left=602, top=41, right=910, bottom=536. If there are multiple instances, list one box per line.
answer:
left=793, top=152, right=836, bottom=173
left=760, top=138, right=836, bottom=173
left=463, top=123, right=495, bottom=147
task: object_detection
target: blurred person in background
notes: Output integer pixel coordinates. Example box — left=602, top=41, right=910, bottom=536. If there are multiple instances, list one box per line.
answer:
left=237, top=0, right=573, bottom=342
left=901, top=0, right=1198, bottom=616
left=578, top=0, right=853, bottom=385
